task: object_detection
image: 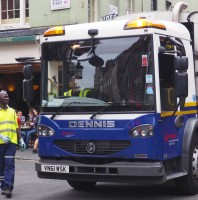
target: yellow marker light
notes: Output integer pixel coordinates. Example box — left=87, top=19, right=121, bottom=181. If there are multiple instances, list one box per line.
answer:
left=124, top=18, right=166, bottom=30
left=44, top=26, right=65, bottom=37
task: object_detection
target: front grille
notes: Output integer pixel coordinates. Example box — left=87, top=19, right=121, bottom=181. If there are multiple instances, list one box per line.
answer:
left=54, top=140, right=131, bottom=155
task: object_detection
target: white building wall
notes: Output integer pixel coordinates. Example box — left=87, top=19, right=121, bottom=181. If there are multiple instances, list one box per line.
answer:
left=0, top=42, right=40, bottom=65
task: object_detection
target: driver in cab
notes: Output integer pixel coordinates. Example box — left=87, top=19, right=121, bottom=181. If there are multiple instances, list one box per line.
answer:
left=64, top=76, right=90, bottom=97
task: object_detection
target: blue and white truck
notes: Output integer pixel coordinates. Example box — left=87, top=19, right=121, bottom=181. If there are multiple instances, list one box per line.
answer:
left=23, top=1, right=198, bottom=194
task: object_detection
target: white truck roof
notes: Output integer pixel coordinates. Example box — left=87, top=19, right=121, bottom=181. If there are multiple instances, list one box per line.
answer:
left=42, top=18, right=191, bottom=44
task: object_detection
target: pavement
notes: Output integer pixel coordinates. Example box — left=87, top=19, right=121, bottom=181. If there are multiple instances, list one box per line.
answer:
left=15, top=147, right=40, bottom=161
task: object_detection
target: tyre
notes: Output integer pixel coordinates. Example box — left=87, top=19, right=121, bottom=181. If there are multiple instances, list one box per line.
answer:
left=67, top=180, right=96, bottom=190
left=175, top=133, right=198, bottom=195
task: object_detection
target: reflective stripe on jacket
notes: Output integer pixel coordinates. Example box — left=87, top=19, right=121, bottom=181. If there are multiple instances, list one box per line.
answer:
left=64, top=89, right=90, bottom=97
left=0, top=107, right=18, bottom=144
left=64, top=89, right=72, bottom=97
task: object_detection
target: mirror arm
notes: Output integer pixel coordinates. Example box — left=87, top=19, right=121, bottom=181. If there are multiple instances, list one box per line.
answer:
left=25, top=58, right=41, bottom=64
left=171, top=97, right=185, bottom=116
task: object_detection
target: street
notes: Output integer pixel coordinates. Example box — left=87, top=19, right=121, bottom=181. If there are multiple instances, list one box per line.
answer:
left=8, top=148, right=198, bottom=200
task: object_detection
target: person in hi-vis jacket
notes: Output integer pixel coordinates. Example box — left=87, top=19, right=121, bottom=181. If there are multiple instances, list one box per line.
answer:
left=0, top=90, right=26, bottom=198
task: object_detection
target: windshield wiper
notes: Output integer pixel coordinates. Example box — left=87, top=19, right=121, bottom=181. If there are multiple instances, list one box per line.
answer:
left=50, top=101, right=99, bottom=120
left=50, top=102, right=76, bottom=120
left=90, top=106, right=110, bottom=120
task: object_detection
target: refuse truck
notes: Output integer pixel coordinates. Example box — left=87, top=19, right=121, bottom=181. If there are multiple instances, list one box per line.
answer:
left=23, top=1, right=198, bottom=194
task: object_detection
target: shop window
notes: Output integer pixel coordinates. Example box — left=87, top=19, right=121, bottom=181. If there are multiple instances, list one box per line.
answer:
left=151, top=0, right=157, bottom=11
left=1, top=0, right=29, bottom=25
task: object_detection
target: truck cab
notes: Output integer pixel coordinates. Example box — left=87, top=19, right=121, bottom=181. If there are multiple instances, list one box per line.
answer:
left=23, top=2, right=198, bottom=195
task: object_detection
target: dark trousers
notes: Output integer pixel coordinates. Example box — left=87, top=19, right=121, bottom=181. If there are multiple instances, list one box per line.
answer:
left=25, top=128, right=37, bottom=147
left=0, top=143, right=16, bottom=190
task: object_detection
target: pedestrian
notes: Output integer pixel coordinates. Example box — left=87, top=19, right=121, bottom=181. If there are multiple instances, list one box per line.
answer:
left=25, top=108, right=39, bottom=148
left=0, top=90, right=26, bottom=198
left=32, top=138, right=38, bottom=154
left=16, top=110, right=27, bottom=141
left=16, top=110, right=25, bottom=126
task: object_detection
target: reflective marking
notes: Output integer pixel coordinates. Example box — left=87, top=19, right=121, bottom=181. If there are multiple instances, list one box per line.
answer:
left=4, top=156, right=15, bottom=158
left=0, top=129, right=17, bottom=134
left=0, top=121, right=15, bottom=125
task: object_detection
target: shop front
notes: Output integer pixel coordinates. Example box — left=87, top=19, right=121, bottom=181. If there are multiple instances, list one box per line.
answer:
left=0, top=34, right=41, bottom=116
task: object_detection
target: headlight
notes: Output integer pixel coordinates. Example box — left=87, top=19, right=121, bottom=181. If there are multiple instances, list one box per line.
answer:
left=37, top=125, right=55, bottom=136
left=132, top=130, right=139, bottom=137
left=42, top=130, right=48, bottom=136
left=48, top=130, right=54, bottom=136
left=130, top=124, right=154, bottom=137
left=141, top=129, right=147, bottom=137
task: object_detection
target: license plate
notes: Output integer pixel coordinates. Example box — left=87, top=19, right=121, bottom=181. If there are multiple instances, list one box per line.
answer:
left=41, top=164, right=69, bottom=173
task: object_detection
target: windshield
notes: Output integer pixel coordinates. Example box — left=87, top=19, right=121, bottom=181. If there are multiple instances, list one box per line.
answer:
left=41, top=35, right=155, bottom=112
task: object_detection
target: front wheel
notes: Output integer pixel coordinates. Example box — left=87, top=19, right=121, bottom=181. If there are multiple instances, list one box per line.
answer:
left=67, top=180, right=97, bottom=190
left=175, top=133, right=198, bottom=195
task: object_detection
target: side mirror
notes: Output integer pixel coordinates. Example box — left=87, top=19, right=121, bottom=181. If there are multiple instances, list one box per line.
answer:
left=23, top=64, right=33, bottom=79
left=89, top=55, right=104, bottom=67
left=174, top=56, right=188, bottom=70
left=23, top=63, right=34, bottom=102
left=158, top=46, right=166, bottom=54
left=23, top=79, right=34, bottom=102
left=174, top=72, right=188, bottom=98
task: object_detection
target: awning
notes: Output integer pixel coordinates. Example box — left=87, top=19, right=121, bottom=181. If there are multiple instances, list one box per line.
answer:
left=0, top=63, right=41, bottom=74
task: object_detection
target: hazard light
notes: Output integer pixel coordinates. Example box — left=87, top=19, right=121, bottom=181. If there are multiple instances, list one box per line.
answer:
left=44, top=26, right=65, bottom=37
left=124, top=18, right=166, bottom=30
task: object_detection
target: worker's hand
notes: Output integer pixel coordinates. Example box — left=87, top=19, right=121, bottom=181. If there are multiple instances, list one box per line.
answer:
left=19, top=138, right=26, bottom=151
left=0, top=134, right=11, bottom=144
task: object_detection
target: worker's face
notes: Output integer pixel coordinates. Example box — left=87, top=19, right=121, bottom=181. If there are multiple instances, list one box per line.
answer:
left=0, top=91, right=9, bottom=105
left=70, top=77, right=76, bottom=87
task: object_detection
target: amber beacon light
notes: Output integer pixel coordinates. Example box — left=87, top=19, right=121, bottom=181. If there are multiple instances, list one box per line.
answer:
left=124, top=18, right=166, bottom=30
left=44, top=26, right=65, bottom=37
